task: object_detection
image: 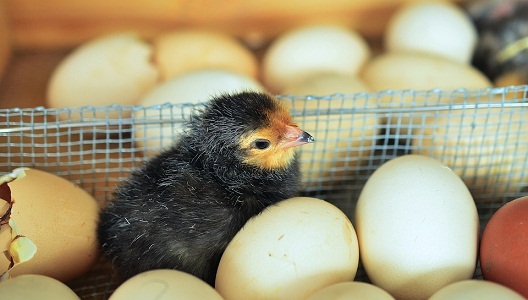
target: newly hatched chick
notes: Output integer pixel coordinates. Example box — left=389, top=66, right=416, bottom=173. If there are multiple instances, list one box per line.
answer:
left=98, top=92, right=314, bottom=286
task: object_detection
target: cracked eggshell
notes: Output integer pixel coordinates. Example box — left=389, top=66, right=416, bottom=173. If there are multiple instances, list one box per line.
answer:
left=0, top=168, right=100, bottom=282
left=215, top=197, right=359, bottom=300
left=0, top=200, right=11, bottom=271
left=47, top=32, right=158, bottom=119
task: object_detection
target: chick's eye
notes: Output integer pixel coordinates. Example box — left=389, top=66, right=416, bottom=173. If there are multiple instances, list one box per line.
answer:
left=252, top=139, right=271, bottom=150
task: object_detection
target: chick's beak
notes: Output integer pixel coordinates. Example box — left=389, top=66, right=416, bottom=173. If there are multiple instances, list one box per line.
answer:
left=280, top=125, right=314, bottom=149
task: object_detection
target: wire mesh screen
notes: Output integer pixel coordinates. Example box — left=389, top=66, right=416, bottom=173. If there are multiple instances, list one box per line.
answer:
left=1, top=86, right=527, bottom=298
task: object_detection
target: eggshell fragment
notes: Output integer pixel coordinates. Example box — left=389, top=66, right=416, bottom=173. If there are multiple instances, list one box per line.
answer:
left=263, top=24, right=370, bottom=93
left=385, top=1, right=477, bottom=63
left=429, top=279, right=525, bottom=300
left=355, top=155, right=479, bottom=300
left=215, top=197, right=359, bottom=300
left=305, top=281, right=395, bottom=300
left=47, top=32, right=158, bottom=119
left=109, top=269, right=223, bottom=300
left=134, top=69, right=264, bottom=157
left=9, top=234, right=37, bottom=265
left=0, top=168, right=100, bottom=282
left=153, top=29, right=258, bottom=80
left=281, top=74, right=379, bottom=188
left=480, top=196, right=528, bottom=298
left=0, top=274, right=80, bottom=300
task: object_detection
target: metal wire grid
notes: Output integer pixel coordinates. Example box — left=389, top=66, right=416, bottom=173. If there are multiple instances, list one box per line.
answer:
left=1, top=86, right=527, bottom=299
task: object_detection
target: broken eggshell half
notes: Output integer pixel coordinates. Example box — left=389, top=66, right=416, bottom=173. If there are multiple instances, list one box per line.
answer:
left=0, top=168, right=100, bottom=282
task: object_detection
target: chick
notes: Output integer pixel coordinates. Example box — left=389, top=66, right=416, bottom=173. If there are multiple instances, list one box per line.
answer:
left=97, top=92, right=314, bottom=285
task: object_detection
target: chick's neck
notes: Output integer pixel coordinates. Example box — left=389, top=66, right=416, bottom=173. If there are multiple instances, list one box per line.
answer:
left=190, top=142, right=302, bottom=215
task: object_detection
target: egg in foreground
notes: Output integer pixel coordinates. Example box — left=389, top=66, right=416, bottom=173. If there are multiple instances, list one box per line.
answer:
left=0, top=274, right=80, bottom=300
left=109, top=269, right=223, bottom=300
left=429, top=279, right=525, bottom=300
left=215, top=197, right=359, bottom=300
left=305, top=281, right=395, bottom=300
left=355, top=155, right=479, bottom=300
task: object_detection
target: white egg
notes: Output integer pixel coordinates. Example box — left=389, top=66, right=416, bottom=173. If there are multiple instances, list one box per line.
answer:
left=385, top=1, right=477, bottom=64
left=355, top=155, right=479, bottom=300
left=360, top=51, right=492, bottom=137
left=429, top=279, right=525, bottom=300
left=47, top=32, right=158, bottom=119
left=109, top=269, right=223, bottom=300
left=361, top=51, right=491, bottom=92
left=215, top=197, right=359, bottom=300
left=0, top=274, right=80, bottom=300
left=262, top=24, right=370, bottom=93
left=134, top=69, right=264, bottom=157
left=306, top=281, right=395, bottom=300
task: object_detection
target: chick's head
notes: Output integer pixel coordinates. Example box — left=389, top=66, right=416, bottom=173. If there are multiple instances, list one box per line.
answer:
left=194, top=92, right=314, bottom=171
